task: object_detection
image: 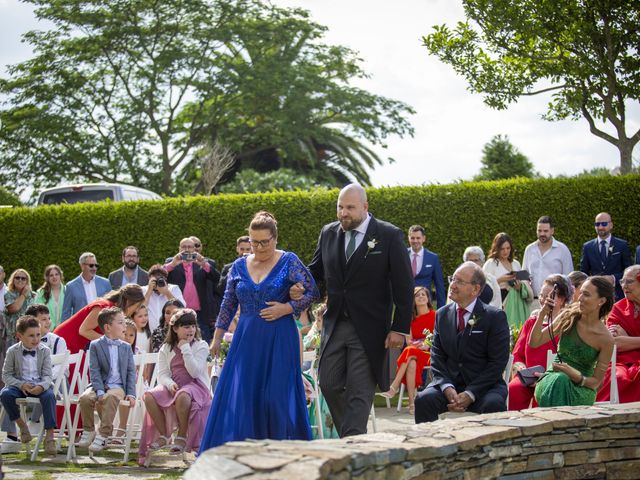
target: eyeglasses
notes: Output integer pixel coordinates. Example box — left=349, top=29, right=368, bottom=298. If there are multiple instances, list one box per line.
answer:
left=249, top=237, right=273, bottom=248
left=448, top=275, right=473, bottom=286
left=84, top=263, right=99, bottom=268
left=594, top=222, right=610, bottom=227
left=620, top=278, right=637, bottom=287
left=14, top=276, right=28, bottom=281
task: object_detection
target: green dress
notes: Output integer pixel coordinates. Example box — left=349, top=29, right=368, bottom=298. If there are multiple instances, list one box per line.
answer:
left=534, top=324, right=598, bottom=407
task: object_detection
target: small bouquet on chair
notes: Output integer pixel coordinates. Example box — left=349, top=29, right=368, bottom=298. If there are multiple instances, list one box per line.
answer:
left=517, top=365, right=546, bottom=387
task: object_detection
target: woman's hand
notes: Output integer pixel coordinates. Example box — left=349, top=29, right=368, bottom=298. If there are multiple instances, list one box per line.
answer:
left=513, top=361, right=526, bottom=373
left=551, top=362, right=580, bottom=382
left=167, top=383, right=178, bottom=396
left=210, top=337, right=222, bottom=357
left=260, top=301, right=293, bottom=321
left=608, top=324, right=628, bottom=338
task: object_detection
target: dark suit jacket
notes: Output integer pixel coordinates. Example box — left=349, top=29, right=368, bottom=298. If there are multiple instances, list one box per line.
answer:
left=107, top=267, right=149, bottom=290
left=635, top=245, right=640, bottom=265
left=167, top=260, right=220, bottom=322
left=429, top=300, right=510, bottom=401
left=580, top=236, right=632, bottom=299
left=411, top=247, right=446, bottom=307
left=308, top=215, right=414, bottom=389
left=88, top=336, right=136, bottom=398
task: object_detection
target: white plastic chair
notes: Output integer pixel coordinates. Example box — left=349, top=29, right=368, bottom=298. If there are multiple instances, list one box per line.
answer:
left=302, top=350, right=324, bottom=439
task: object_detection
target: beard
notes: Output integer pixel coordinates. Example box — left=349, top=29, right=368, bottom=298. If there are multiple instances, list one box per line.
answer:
left=125, top=260, right=138, bottom=269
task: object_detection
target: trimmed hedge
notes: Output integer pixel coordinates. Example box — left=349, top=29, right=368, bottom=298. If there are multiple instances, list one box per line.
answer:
left=0, top=175, right=638, bottom=286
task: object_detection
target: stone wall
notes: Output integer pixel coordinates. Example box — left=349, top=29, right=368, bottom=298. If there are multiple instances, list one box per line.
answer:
left=187, top=402, right=640, bottom=480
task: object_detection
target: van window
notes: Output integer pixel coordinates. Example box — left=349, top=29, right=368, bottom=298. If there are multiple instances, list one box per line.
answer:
left=40, top=190, right=114, bottom=205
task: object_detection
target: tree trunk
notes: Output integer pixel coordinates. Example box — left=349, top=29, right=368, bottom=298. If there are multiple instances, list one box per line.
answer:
left=618, top=140, right=634, bottom=174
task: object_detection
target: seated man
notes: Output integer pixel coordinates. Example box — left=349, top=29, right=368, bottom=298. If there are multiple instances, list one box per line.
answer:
left=596, top=265, right=640, bottom=403
left=415, top=262, right=510, bottom=422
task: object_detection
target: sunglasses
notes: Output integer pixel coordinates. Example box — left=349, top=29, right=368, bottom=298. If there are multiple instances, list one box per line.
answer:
left=193, top=243, right=201, bottom=248
left=594, top=222, right=609, bottom=227
left=84, top=263, right=99, bottom=268
left=14, top=276, right=28, bottom=281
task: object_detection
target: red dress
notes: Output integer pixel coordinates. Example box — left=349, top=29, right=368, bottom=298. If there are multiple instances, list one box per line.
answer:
left=53, top=299, right=114, bottom=353
left=508, top=314, right=557, bottom=410
left=596, top=299, right=640, bottom=403
left=395, top=311, right=435, bottom=387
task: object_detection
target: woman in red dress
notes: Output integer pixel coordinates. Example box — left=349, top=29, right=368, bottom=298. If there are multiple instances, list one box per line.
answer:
left=54, top=284, right=145, bottom=353
left=381, top=286, right=435, bottom=414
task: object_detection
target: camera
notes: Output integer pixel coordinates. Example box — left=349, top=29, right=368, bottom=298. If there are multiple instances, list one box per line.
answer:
left=156, top=277, right=167, bottom=288
left=181, top=252, right=197, bottom=261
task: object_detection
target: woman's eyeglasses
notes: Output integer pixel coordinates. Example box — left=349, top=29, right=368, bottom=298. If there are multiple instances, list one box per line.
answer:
left=249, top=238, right=273, bottom=248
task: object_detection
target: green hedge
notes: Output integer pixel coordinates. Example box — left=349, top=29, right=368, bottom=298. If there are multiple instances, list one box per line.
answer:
left=1, top=175, right=638, bottom=287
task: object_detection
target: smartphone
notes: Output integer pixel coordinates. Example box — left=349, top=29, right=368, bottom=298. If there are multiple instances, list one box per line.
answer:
left=549, top=283, right=558, bottom=300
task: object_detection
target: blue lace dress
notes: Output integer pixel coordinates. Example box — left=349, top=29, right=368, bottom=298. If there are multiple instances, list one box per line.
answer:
left=199, top=251, right=319, bottom=451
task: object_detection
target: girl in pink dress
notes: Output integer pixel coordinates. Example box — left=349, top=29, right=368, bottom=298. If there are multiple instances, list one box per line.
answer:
left=138, top=309, right=211, bottom=465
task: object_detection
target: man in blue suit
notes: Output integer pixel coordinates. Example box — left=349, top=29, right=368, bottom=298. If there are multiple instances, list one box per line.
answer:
left=580, top=212, right=632, bottom=300
left=408, top=225, right=446, bottom=307
left=636, top=245, right=640, bottom=265
left=61, top=252, right=112, bottom=322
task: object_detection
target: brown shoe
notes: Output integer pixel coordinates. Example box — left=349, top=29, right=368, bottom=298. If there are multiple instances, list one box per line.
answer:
left=19, top=429, right=32, bottom=444
left=45, top=438, right=57, bottom=455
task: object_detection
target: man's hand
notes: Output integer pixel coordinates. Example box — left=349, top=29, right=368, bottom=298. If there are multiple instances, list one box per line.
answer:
left=443, top=386, right=457, bottom=404
left=171, top=252, right=182, bottom=267
left=451, top=391, right=473, bottom=411
left=384, top=331, right=405, bottom=349
left=21, top=383, right=35, bottom=395
left=289, top=282, right=305, bottom=301
left=195, top=253, right=207, bottom=267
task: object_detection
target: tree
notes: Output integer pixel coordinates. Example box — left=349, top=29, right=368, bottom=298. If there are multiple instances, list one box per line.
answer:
left=0, top=186, right=21, bottom=207
left=0, top=0, right=413, bottom=197
left=423, top=0, right=640, bottom=174
left=196, top=141, right=236, bottom=195
left=474, top=134, right=536, bottom=180
left=218, top=168, right=329, bottom=194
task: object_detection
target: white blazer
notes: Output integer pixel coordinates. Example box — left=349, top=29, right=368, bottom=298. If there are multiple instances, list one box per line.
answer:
left=157, top=339, right=210, bottom=390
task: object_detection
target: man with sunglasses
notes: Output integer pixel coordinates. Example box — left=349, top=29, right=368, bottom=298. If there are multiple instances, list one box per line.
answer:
left=580, top=212, right=631, bottom=300
left=61, top=252, right=111, bottom=322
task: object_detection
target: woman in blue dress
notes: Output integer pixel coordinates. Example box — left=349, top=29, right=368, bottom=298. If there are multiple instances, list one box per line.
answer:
left=200, top=211, right=319, bottom=451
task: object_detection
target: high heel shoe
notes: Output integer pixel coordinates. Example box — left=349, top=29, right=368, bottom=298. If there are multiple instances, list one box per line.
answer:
left=380, top=385, right=398, bottom=399
left=170, top=436, right=187, bottom=455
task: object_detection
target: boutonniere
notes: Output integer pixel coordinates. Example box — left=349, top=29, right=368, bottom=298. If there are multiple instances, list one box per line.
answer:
left=422, top=328, right=434, bottom=348
left=364, top=238, right=378, bottom=258
left=468, top=314, right=480, bottom=336
left=608, top=245, right=614, bottom=254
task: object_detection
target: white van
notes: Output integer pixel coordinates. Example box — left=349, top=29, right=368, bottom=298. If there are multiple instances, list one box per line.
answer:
left=37, top=183, right=162, bottom=205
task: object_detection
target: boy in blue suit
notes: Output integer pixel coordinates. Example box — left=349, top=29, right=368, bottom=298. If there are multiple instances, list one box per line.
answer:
left=77, top=307, right=136, bottom=453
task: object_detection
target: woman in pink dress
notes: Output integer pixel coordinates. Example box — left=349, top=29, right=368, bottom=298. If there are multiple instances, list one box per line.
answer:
left=138, top=308, right=211, bottom=465
left=381, top=287, right=435, bottom=414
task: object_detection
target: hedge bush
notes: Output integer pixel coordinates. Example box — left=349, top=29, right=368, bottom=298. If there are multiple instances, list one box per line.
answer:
left=0, top=175, right=638, bottom=288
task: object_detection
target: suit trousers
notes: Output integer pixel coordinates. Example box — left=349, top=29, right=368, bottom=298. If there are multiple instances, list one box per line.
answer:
left=0, top=386, right=57, bottom=430
left=79, top=387, right=125, bottom=437
left=414, top=384, right=507, bottom=423
left=196, top=310, right=212, bottom=344
left=319, top=319, right=376, bottom=437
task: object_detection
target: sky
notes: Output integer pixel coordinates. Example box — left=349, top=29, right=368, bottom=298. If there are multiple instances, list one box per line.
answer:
left=1, top=0, right=638, bottom=188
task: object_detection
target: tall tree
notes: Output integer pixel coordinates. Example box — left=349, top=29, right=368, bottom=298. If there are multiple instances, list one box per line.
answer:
left=0, top=0, right=413, bottom=196
left=424, top=0, right=640, bottom=174
left=474, top=134, right=535, bottom=180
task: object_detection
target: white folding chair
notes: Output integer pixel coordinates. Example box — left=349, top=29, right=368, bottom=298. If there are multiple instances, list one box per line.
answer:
left=503, top=354, right=514, bottom=407
left=595, top=344, right=619, bottom=405
left=396, top=367, right=431, bottom=412
left=66, top=350, right=91, bottom=460
left=302, top=350, right=324, bottom=439
left=15, top=352, right=70, bottom=460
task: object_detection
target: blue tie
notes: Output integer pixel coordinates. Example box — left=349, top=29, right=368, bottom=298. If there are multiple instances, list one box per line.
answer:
left=599, top=240, right=607, bottom=263
left=23, top=350, right=36, bottom=357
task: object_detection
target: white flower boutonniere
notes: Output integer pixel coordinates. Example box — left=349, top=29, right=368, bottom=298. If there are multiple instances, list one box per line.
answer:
left=364, top=238, right=378, bottom=258
left=608, top=245, right=614, bottom=254
left=468, top=315, right=479, bottom=336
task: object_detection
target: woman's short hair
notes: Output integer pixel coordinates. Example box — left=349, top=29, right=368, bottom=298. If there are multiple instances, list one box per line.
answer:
left=463, top=246, right=485, bottom=263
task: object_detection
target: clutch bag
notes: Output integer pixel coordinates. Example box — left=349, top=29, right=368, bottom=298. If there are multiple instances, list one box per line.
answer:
left=517, top=365, right=546, bottom=387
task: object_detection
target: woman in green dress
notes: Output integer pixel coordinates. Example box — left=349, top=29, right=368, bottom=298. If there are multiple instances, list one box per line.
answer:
left=530, top=276, right=614, bottom=407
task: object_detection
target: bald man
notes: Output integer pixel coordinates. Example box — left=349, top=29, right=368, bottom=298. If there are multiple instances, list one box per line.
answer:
left=580, top=212, right=632, bottom=300
left=308, top=183, right=414, bottom=437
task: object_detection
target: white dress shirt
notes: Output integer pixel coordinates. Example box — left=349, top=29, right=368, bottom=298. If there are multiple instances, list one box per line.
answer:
left=343, top=214, right=372, bottom=257
left=409, top=248, right=424, bottom=274
left=142, top=284, right=186, bottom=331
left=522, top=238, right=574, bottom=295
left=82, top=277, right=98, bottom=304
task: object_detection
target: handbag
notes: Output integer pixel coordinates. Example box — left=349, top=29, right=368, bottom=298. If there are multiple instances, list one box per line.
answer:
left=517, top=365, right=546, bottom=387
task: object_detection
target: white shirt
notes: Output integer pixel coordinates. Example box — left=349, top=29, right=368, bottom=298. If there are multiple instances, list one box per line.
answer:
left=595, top=235, right=612, bottom=252
left=409, top=247, right=424, bottom=274
left=41, top=332, right=69, bottom=379
left=104, top=341, right=123, bottom=391
left=142, top=284, right=186, bottom=331
left=135, top=330, right=150, bottom=353
left=21, top=346, right=40, bottom=383
left=522, top=238, right=574, bottom=296
left=82, top=277, right=98, bottom=304
left=343, top=214, right=372, bottom=257
left=121, top=267, right=140, bottom=287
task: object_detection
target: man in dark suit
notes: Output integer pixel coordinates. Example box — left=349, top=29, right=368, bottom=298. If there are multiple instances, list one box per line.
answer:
left=107, top=246, right=149, bottom=290
left=415, top=261, right=510, bottom=423
left=408, top=225, right=446, bottom=307
left=164, top=237, right=220, bottom=343
left=216, top=235, right=252, bottom=297
left=308, top=184, right=414, bottom=437
left=636, top=245, right=640, bottom=265
left=580, top=212, right=632, bottom=300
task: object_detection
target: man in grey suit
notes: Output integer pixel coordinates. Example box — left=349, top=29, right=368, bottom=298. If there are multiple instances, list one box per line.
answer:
left=307, top=184, right=414, bottom=437
left=108, top=246, right=149, bottom=290
left=61, top=252, right=111, bottom=322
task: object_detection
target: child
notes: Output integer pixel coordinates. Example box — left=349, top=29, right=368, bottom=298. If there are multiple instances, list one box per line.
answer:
left=123, top=318, right=137, bottom=353
left=76, top=307, right=136, bottom=453
left=110, top=318, right=137, bottom=446
left=132, top=304, right=151, bottom=353
left=138, top=308, right=211, bottom=465
left=0, top=315, right=57, bottom=455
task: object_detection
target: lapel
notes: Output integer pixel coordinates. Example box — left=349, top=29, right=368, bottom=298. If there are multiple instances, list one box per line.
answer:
left=344, top=216, right=379, bottom=284
left=331, top=224, right=347, bottom=283
left=14, top=344, right=25, bottom=376
left=458, top=300, right=484, bottom=354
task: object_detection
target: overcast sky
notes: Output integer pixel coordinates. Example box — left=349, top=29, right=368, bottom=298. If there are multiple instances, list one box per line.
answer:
left=1, top=0, right=638, bottom=187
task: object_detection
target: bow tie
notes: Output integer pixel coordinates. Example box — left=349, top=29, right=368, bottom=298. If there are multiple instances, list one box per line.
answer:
left=41, top=337, right=48, bottom=342
left=23, top=350, right=36, bottom=357
left=105, top=338, right=119, bottom=347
